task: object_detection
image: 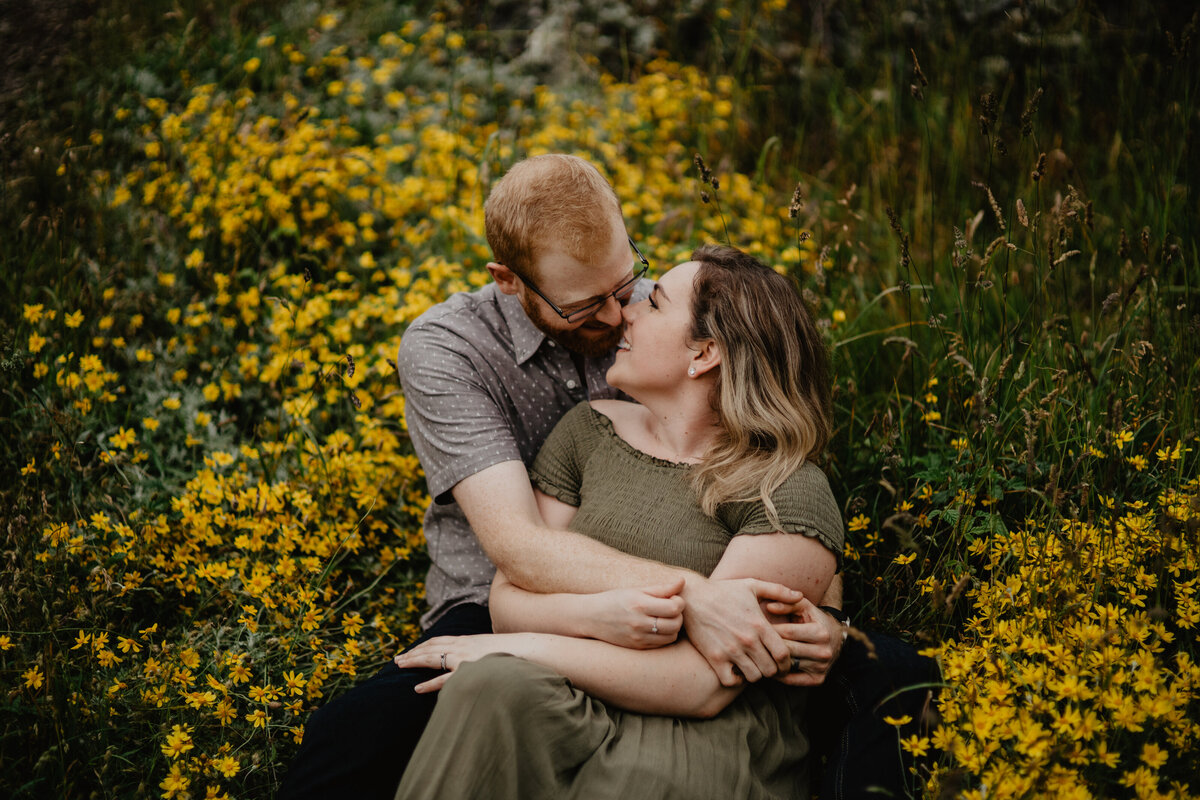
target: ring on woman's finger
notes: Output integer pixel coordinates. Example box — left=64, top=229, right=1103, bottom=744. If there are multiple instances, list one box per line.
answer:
left=651, top=617, right=659, bottom=635
left=440, top=653, right=447, bottom=671
left=790, top=657, right=802, bottom=672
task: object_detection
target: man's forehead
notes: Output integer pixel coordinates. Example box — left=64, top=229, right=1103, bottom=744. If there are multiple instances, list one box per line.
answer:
left=536, top=241, right=631, bottom=300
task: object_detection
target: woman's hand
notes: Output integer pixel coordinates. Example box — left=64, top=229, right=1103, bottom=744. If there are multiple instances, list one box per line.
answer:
left=394, top=635, right=525, bottom=693
left=584, top=578, right=685, bottom=649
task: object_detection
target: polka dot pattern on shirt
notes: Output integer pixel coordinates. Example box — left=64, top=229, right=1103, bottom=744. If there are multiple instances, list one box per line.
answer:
left=396, top=280, right=651, bottom=629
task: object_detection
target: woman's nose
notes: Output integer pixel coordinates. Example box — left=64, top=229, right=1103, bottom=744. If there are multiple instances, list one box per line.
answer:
left=621, top=298, right=644, bottom=323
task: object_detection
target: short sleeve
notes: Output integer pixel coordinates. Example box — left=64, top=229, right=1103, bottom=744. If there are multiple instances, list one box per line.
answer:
left=529, top=403, right=595, bottom=507
left=722, top=463, right=845, bottom=560
left=397, top=322, right=523, bottom=504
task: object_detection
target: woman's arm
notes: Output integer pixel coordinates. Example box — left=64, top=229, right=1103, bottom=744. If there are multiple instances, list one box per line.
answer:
left=397, top=528, right=839, bottom=717
left=397, top=632, right=738, bottom=718
left=708, top=530, right=837, bottom=604
left=453, top=461, right=799, bottom=683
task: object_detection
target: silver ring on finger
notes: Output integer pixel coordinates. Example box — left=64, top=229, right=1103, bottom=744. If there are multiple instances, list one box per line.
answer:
left=440, top=653, right=447, bottom=671
left=651, top=617, right=659, bottom=635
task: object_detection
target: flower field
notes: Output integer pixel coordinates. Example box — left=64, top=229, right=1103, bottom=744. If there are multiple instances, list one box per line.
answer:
left=2, top=2, right=1197, bottom=798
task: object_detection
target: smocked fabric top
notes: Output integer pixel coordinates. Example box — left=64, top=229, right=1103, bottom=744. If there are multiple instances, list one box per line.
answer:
left=530, top=402, right=844, bottom=576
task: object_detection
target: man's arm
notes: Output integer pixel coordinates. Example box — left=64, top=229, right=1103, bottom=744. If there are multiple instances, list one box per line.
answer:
left=452, top=462, right=679, bottom=590
left=396, top=522, right=838, bottom=714
left=452, top=462, right=799, bottom=684
left=489, top=569, right=685, bottom=648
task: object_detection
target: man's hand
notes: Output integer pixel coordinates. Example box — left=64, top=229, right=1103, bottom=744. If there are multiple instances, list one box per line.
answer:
left=768, top=597, right=846, bottom=687
left=680, top=577, right=800, bottom=686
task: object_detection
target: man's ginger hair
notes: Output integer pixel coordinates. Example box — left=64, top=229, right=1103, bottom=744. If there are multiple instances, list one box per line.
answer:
left=484, top=154, right=623, bottom=282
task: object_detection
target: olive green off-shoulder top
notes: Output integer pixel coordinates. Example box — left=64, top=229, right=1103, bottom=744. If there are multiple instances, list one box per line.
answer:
left=530, top=402, right=844, bottom=576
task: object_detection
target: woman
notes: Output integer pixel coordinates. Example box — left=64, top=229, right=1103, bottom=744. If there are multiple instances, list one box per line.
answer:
left=393, top=244, right=843, bottom=799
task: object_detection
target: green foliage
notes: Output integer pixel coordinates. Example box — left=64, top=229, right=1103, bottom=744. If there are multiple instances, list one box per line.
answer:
left=1, top=1, right=1197, bottom=798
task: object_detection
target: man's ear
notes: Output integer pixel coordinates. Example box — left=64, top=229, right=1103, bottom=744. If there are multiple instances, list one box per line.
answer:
left=487, top=262, right=522, bottom=295
left=690, top=339, right=721, bottom=377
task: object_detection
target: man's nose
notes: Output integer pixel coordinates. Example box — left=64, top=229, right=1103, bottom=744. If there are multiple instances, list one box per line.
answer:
left=592, top=294, right=624, bottom=327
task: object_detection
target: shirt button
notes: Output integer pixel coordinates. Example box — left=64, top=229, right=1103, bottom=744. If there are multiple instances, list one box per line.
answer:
left=547, top=340, right=556, bottom=347
left=566, top=379, right=577, bottom=389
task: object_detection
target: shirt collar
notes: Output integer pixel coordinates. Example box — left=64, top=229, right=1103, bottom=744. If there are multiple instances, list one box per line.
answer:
left=496, top=288, right=549, bottom=365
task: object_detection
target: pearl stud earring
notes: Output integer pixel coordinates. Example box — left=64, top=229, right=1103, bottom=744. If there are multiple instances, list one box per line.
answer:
left=688, top=367, right=696, bottom=376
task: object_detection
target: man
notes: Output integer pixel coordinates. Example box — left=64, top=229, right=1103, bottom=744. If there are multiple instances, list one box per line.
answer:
left=280, top=154, right=918, bottom=800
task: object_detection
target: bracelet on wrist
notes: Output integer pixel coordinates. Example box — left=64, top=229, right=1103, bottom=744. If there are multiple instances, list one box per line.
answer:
left=818, top=605, right=850, bottom=642
left=817, top=605, right=850, bottom=625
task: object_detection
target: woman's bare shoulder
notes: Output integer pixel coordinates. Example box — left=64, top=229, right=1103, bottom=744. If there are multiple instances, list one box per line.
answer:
left=587, top=398, right=641, bottom=418
left=587, top=399, right=648, bottom=440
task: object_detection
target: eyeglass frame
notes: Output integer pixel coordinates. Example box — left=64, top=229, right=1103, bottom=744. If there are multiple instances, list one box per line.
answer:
left=516, top=236, right=651, bottom=323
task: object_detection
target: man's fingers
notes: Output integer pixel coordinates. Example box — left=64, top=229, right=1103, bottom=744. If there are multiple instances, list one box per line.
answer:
left=764, top=595, right=820, bottom=619
left=786, top=642, right=836, bottom=664
left=762, top=600, right=805, bottom=617
left=748, top=579, right=803, bottom=604
left=773, top=621, right=833, bottom=645
left=735, top=625, right=789, bottom=681
left=761, top=624, right=793, bottom=673
left=715, top=668, right=741, bottom=688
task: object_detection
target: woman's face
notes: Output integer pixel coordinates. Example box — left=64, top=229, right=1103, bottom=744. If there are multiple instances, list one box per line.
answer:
left=606, top=260, right=702, bottom=398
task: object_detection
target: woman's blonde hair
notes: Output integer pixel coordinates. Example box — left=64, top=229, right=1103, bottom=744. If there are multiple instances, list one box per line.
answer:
left=688, top=244, right=832, bottom=526
left=484, top=154, right=622, bottom=282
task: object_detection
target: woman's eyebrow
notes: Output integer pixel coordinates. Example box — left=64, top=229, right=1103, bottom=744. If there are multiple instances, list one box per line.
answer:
left=653, top=283, right=669, bottom=302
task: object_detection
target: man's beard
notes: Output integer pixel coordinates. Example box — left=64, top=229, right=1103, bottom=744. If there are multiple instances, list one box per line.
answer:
left=521, top=294, right=623, bottom=359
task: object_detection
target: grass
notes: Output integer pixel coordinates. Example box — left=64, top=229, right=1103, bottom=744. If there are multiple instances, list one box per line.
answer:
left=2, top=1, right=1198, bottom=797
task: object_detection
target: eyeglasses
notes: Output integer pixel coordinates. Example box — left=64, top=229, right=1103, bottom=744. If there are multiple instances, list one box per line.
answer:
left=519, top=237, right=650, bottom=323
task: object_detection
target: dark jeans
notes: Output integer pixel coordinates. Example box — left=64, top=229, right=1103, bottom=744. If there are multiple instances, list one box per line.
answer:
left=279, top=608, right=937, bottom=800
left=808, top=631, right=940, bottom=799
left=277, top=603, right=493, bottom=800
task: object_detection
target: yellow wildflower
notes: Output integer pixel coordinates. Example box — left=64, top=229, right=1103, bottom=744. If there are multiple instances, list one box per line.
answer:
left=212, top=755, right=240, bottom=778
left=23, top=666, right=44, bottom=690
left=111, top=427, right=137, bottom=450
left=899, top=734, right=930, bottom=758
left=161, top=725, right=194, bottom=759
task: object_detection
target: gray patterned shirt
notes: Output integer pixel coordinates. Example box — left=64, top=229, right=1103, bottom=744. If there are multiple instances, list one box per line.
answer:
left=397, top=282, right=648, bottom=628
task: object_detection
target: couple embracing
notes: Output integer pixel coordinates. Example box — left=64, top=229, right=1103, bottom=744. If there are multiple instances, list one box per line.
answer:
left=280, top=154, right=934, bottom=799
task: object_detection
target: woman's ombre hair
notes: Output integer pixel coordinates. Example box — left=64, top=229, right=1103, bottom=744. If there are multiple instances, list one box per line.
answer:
left=687, top=244, right=832, bottom=524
